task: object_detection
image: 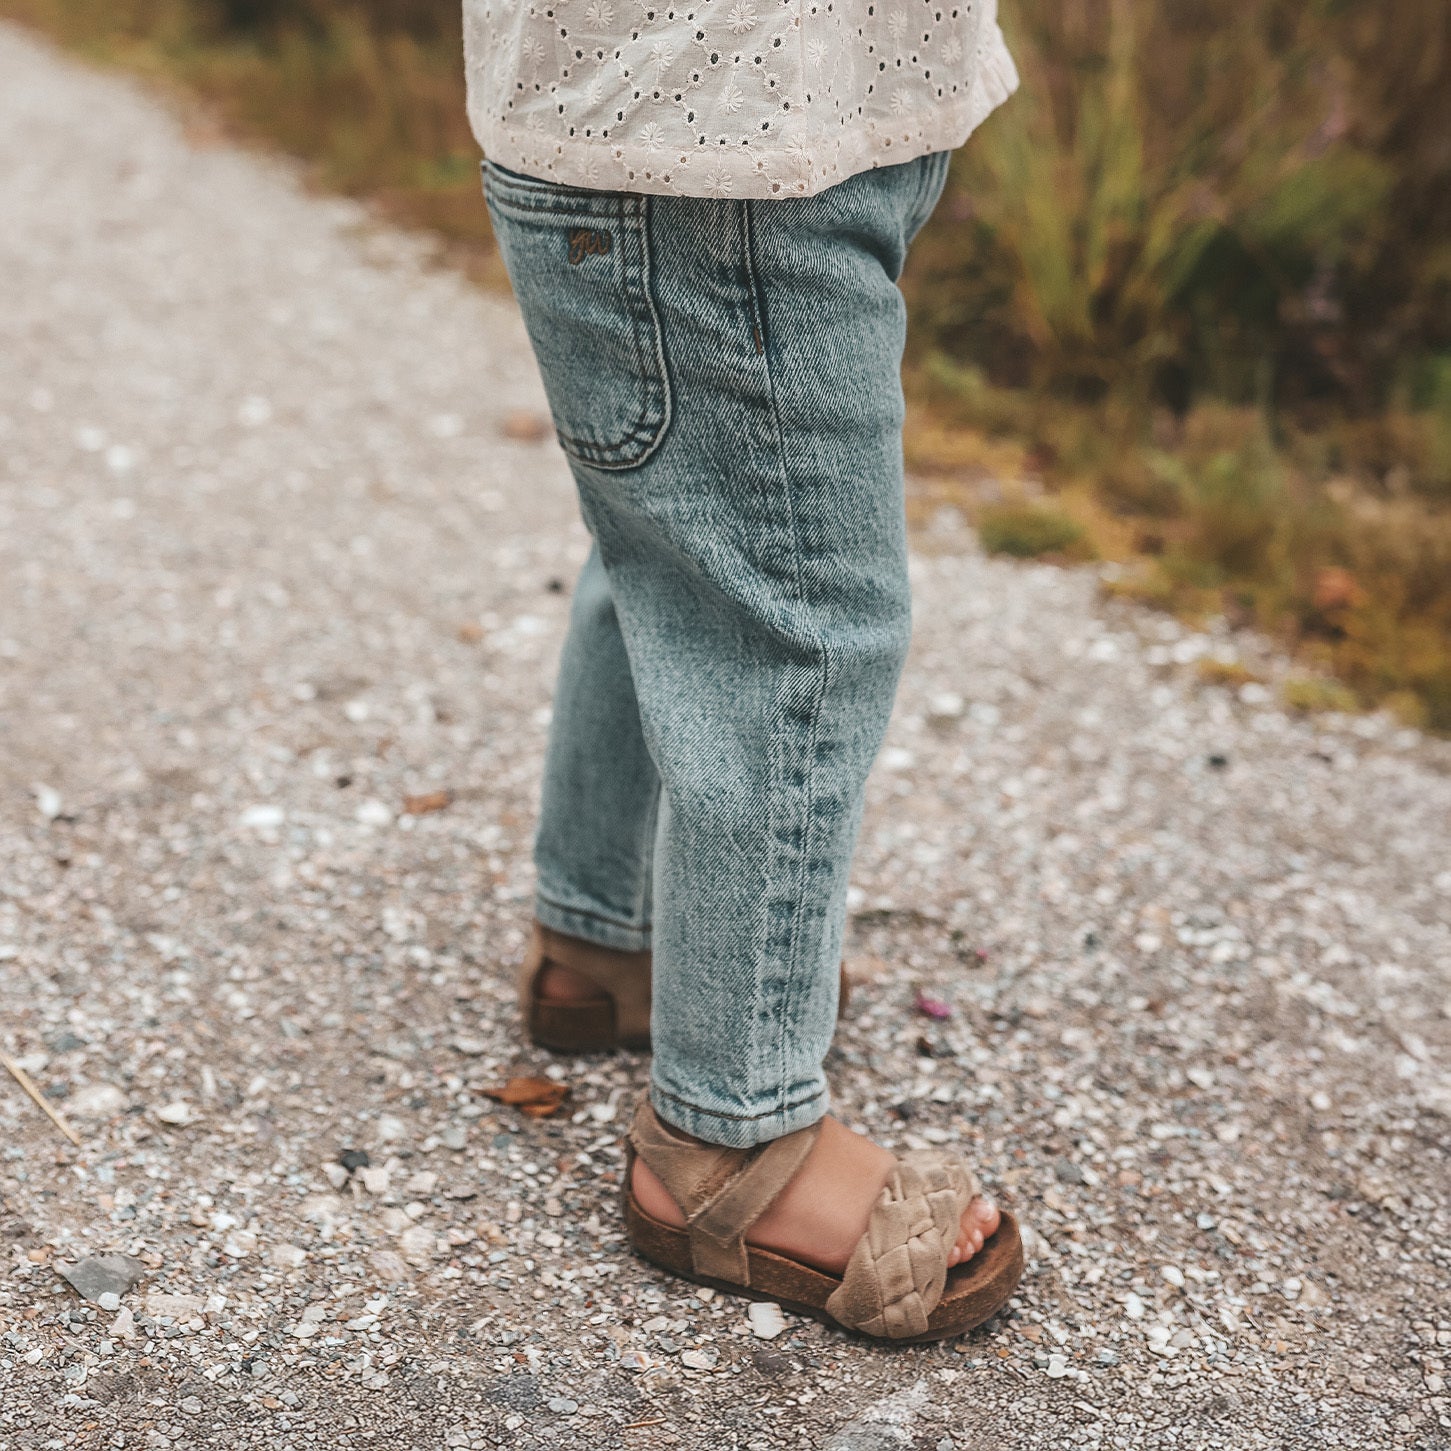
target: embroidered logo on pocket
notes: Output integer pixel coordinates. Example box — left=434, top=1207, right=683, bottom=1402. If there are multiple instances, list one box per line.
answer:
left=567, top=227, right=613, bottom=266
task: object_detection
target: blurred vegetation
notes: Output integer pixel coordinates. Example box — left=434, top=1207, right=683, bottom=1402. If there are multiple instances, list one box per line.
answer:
left=5, top=0, right=1450, bottom=729
left=975, top=500, right=1091, bottom=561
left=904, top=0, right=1451, bottom=730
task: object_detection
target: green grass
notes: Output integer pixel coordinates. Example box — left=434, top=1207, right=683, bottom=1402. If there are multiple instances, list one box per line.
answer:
left=976, top=501, right=1091, bottom=561
left=1282, top=676, right=1360, bottom=716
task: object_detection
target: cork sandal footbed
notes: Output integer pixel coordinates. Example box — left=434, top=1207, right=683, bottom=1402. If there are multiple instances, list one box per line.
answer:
left=620, top=1144, right=1024, bottom=1345
left=528, top=990, right=651, bottom=1054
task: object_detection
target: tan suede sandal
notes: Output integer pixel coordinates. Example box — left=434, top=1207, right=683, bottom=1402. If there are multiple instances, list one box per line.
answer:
left=621, top=1094, right=1024, bottom=1343
left=520, top=922, right=854, bottom=1055
left=520, top=922, right=654, bottom=1054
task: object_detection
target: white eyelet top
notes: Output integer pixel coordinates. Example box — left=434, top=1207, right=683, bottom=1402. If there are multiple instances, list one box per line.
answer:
left=463, top=0, right=1019, bottom=198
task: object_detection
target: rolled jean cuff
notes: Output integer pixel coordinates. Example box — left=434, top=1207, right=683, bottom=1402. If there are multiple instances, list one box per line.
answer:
left=533, top=888, right=652, bottom=953
left=649, top=1076, right=830, bottom=1150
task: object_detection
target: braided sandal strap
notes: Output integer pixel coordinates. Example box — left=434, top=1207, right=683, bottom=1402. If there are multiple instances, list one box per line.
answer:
left=627, top=1096, right=821, bottom=1282
left=824, top=1150, right=982, bottom=1339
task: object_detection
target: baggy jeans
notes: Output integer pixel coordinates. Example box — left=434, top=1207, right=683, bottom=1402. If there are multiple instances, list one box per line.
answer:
left=484, top=151, right=952, bottom=1149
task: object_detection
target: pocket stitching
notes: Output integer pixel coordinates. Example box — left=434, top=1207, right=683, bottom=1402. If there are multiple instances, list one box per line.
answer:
left=485, top=178, right=671, bottom=471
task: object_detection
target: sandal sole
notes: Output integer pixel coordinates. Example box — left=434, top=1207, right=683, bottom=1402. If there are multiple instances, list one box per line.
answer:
left=528, top=996, right=650, bottom=1054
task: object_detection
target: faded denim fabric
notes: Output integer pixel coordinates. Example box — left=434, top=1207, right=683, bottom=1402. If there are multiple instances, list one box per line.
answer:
left=484, top=151, right=951, bottom=1148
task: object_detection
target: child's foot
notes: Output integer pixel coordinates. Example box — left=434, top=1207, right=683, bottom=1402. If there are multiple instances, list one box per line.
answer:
left=630, top=1113, right=999, bottom=1274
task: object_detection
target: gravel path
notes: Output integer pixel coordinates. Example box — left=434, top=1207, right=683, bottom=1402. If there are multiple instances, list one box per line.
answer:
left=2, top=21, right=1449, bottom=1450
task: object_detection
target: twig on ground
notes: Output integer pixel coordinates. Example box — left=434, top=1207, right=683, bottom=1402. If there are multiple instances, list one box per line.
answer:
left=1, top=1051, right=83, bottom=1148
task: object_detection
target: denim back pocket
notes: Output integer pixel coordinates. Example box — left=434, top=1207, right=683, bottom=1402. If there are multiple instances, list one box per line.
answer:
left=483, top=161, right=672, bottom=472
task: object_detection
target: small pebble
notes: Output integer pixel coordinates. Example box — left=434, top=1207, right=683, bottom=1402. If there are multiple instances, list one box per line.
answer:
left=57, top=1254, right=147, bottom=1305
left=355, top=799, right=393, bottom=826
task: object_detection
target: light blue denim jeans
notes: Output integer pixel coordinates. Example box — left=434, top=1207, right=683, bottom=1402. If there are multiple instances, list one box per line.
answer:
left=483, top=151, right=951, bottom=1149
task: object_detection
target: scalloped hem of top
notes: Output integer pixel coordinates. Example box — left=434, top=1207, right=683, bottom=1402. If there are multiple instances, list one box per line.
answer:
left=471, top=41, right=1021, bottom=203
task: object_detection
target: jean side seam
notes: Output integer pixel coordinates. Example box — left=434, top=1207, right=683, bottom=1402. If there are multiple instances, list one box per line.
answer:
left=742, top=198, right=831, bottom=1124
left=632, top=770, right=662, bottom=933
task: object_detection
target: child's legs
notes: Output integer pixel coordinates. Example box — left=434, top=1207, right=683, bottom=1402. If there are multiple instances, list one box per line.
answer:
left=533, top=540, right=659, bottom=953
left=486, top=151, right=950, bottom=1148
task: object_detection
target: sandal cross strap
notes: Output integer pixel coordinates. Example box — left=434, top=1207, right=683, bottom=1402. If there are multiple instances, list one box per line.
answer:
left=623, top=1095, right=1023, bottom=1343
left=625, top=1092, right=820, bottom=1281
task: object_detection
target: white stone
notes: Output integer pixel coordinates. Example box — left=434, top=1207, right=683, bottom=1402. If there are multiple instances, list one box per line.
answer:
left=69, top=1083, right=128, bottom=1117
left=359, top=1167, right=391, bottom=1196
left=399, top=1225, right=436, bottom=1262
left=145, top=1292, right=205, bottom=1321
left=237, top=395, right=273, bottom=426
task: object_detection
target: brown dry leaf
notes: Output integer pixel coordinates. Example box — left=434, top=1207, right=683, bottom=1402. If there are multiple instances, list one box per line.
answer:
left=481, top=1076, right=571, bottom=1118
left=1312, top=566, right=1366, bottom=614
left=500, top=409, right=551, bottom=443
left=402, top=789, right=452, bottom=816
left=456, top=621, right=485, bottom=644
